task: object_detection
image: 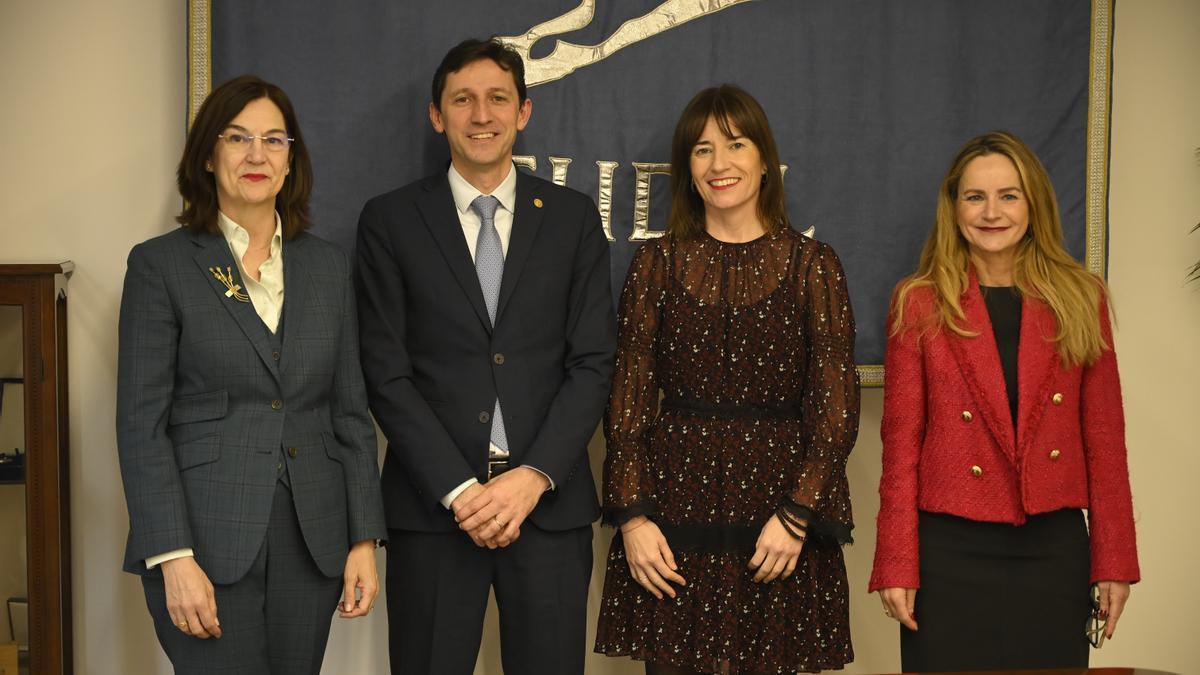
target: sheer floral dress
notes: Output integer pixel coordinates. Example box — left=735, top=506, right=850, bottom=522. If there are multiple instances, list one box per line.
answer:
left=595, top=228, right=860, bottom=674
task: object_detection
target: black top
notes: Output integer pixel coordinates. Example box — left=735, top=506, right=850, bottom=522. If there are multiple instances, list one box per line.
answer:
left=981, top=285, right=1022, bottom=428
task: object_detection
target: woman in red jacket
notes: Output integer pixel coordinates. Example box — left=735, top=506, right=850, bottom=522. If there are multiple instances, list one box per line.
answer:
left=870, top=131, right=1139, bottom=671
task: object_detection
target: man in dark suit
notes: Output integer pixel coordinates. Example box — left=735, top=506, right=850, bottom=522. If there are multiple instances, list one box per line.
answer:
left=355, top=38, right=616, bottom=674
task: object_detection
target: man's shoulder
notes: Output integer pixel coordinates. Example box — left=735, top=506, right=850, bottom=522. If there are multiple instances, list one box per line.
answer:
left=516, top=170, right=586, bottom=199
left=362, top=173, right=446, bottom=213
left=514, top=171, right=595, bottom=213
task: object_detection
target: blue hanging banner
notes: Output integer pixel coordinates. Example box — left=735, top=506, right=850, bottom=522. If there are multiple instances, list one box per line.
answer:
left=189, top=0, right=1113, bottom=382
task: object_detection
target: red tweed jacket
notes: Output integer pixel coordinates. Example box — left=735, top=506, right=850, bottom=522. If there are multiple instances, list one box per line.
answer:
left=869, top=277, right=1140, bottom=592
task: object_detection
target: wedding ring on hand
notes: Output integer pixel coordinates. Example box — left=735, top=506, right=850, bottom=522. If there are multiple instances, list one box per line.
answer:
left=493, top=516, right=506, bottom=528
left=177, top=620, right=189, bottom=629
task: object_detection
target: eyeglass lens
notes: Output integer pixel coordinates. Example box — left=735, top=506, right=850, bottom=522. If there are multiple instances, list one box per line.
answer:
left=219, top=132, right=292, bottom=151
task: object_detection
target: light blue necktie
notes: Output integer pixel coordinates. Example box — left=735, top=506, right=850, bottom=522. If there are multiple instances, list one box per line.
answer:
left=470, top=195, right=509, bottom=455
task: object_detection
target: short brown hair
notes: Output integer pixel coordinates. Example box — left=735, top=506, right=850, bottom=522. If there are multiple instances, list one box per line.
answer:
left=667, top=85, right=789, bottom=239
left=176, top=75, right=313, bottom=239
left=431, top=38, right=527, bottom=110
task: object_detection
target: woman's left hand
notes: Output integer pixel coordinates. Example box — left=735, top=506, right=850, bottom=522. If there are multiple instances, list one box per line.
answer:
left=748, top=516, right=805, bottom=583
left=1097, top=580, right=1131, bottom=639
left=338, top=540, right=379, bottom=618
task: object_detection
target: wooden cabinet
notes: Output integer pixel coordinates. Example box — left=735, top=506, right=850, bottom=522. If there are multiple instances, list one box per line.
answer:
left=0, top=263, right=72, bottom=675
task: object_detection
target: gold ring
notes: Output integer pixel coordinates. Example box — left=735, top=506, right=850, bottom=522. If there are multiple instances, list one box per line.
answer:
left=177, top=620, right=189, bottom=629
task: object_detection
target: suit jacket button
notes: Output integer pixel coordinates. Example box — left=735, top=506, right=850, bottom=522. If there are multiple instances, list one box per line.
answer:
left=1052, top=393, right=1064, bottom=405
left=272, top=350, right=281, bottom=361
left=970, top=465, right=983, bottom=477
left=271, top=399, right=283, bottom=410
left=479, top=411, right=491, bottom=424
left=961, top=410, right=973, bottom=422
left=1049, top=449, right=1061, bottom=460
left=287, top=447, right=298, bottom=458
left=493, top=353, right=505, bottom=365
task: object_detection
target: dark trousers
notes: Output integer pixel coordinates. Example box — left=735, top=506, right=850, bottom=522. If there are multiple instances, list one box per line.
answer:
left=386, top=524, right=593, bottom=675
left=901, top=509, right=1091, bottom=672
left=143, top=482, right=343, bottom=675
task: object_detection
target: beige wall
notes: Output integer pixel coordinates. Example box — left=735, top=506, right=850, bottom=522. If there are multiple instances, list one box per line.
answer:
left=0, top=1, right=1196, bottom=673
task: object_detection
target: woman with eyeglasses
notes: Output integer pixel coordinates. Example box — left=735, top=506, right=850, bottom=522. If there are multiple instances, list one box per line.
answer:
left=116, top=75, right=385, bottom=674
left=870, top=131, right=1139, bottom=671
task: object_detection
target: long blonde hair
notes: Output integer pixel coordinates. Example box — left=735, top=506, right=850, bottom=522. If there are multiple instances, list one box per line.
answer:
left=891, top=131, right=1109, bottom=368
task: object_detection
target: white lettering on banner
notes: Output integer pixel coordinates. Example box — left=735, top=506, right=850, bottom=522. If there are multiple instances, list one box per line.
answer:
left=515, top=156, right=813, bottom=242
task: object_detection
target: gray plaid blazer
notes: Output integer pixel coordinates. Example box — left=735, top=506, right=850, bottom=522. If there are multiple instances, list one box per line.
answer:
left=116, top=225, right=385, bottom=585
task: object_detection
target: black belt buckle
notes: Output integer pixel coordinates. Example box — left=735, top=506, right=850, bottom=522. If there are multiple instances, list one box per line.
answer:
left=487, top=459, right=510, bottom=481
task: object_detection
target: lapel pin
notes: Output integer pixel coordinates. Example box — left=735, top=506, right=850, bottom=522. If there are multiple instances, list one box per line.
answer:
left=533, top=198, right=544, bottom=209
left=209, top=266, right=250, bottom=303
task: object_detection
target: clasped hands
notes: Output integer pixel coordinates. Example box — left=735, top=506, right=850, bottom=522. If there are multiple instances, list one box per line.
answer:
left=453, top=467, right=549, bottom=548
left=620, top=514, right=805, bottom=600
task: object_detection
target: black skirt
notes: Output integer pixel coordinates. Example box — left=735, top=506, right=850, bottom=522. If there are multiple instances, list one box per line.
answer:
left=901, top=509, right=1091, bottom=672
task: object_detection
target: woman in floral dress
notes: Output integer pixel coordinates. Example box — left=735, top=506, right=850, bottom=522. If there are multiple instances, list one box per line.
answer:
left=595, top=84, right=860, bottom=675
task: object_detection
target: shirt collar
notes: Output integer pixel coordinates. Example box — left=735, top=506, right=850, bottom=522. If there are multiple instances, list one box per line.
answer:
left=447, top=162, right=517, bottom=216
left=217, top=210, right=283, bottom=253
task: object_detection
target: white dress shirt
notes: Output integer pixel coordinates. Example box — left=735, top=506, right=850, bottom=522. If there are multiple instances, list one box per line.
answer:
left=218, top=211, right=285, bottom=332
left=440, top=163, right=553, bottom=509
left=145, top=212, right=285, bottom=569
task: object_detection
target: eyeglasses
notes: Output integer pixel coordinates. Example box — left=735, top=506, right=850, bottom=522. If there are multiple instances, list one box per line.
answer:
left=217, top=132, right=293, bottom=152
left=1086, top=585, right=1107, bottom=648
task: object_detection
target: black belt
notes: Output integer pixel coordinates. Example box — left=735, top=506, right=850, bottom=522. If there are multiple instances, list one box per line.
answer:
left=645, top=520, right=854, bottom=550
left=661, top=398, right=802, bottom=420
left=653, top=523, right=760, bottom=553
left=486, top=459, right=511, bottom=481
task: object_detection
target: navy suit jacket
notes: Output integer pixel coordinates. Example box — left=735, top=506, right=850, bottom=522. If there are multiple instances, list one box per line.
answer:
left=116, top=226, right=386, bottom=584
left=356, top=169, right=616, bottom=532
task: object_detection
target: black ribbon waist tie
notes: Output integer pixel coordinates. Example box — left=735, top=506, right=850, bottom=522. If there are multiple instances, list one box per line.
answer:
left=643, top=398, right=853, bottom=548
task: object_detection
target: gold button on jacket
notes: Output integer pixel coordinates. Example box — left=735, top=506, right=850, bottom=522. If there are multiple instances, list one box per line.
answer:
left=1052, top=392, right=1064, bottom=405
left=961, top=410, right=973, bottom=422
left=1049, top=449, right=1061, bottom=460
left=970, top=465, right=983, bottom=477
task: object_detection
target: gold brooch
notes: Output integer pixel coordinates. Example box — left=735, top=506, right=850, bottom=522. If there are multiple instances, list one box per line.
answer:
left=209, top=266, right=250, bottom=302
left=533, top=198, right=543, bottom=209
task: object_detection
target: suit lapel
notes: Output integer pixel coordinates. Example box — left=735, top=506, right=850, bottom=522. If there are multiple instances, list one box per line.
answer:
left=946, top=273, right=1017, bottom=464
left=416, top=175, right=493, bottom=332
left=1016, top=295, right=1059, bottom=457
left=191, top=228, right=280, bottom=379
left=279, top=234, right=310, bottom=376
left=495, top=171, right=546, bottom=324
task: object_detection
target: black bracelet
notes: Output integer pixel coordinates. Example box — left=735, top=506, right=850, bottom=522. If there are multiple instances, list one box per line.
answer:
left=775, top=510, right=808, bottom=541
left=779, top=498, right=816, bottom=524
left=777, top=503, right=809, bottom=529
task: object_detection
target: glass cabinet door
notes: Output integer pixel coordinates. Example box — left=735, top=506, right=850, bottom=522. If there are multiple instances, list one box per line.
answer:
left=0, top=304, right=27, bottom=673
